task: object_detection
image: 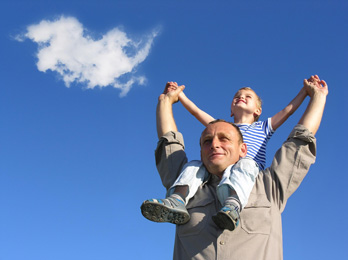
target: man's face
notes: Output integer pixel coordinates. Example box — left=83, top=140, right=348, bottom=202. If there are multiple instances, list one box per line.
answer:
left=200, top=122, right=247, bottom=177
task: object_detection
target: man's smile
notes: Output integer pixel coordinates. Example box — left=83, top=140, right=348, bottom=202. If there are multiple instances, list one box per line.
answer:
left=209, top=152, right=225, bottom=159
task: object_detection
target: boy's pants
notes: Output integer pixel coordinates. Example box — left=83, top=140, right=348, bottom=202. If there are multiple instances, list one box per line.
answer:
left=167, top=158, right=260, bottom=208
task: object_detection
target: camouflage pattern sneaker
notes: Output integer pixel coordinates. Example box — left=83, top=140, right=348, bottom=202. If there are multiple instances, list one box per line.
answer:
left=141, top=197, right=190, bottom=225
left=212, top=204, right=240, bottom=231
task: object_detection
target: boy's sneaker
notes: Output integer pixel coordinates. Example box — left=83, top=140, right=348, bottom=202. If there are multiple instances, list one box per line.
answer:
left=141, top=197, right=190, bottom=225
left=212, top=204, right=240, bottom=231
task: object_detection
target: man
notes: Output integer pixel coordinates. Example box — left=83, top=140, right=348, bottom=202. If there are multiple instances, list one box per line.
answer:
left=152, top=76, right=328, bottom=259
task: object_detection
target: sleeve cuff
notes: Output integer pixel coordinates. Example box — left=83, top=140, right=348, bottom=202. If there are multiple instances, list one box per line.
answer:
left=287, top=124, right=316, bottom=143
left=159, top=131, right=185, bottom=148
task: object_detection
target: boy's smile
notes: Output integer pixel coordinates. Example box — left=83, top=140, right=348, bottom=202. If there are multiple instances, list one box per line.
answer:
left=235, top=99, right=247, bottom=105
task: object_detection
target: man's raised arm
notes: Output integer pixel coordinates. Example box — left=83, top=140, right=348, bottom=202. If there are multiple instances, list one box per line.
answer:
left=298, top=75, right=328, bottom=135
left=155, top=82, right=188, bottom=190
left=271, top=75, right=328, bottom=211
left=156, top=82, right=185, bottom=138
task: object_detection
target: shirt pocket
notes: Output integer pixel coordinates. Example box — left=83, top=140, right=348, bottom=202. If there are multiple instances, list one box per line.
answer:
left=240, top=193, right=271, bottom=235
left=177, top=196, right=215, bottom=237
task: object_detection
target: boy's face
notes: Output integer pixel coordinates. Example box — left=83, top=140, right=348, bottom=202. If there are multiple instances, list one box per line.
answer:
left=230, top=89, right=261, bottom=119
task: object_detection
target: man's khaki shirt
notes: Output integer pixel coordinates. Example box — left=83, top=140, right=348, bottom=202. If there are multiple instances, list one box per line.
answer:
left=155, top=125, right=316, bottom=260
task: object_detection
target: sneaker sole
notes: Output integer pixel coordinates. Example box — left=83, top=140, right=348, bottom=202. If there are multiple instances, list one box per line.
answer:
left=212, top=211, right=238, bottom=231
left=141, top=201, right=190, bottom=224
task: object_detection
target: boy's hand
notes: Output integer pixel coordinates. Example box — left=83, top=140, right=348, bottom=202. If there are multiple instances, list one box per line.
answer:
left=163, top=81, right=178, bottom=94
left=304, top=75, right=328, bottom=98
left=159, top=82, right=185, bottom=103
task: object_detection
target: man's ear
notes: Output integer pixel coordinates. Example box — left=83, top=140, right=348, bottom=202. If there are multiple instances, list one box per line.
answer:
left=239, top=143, right=248, bottom=158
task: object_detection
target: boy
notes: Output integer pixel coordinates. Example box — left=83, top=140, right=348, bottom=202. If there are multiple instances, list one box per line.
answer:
left=141, top=76, right=318, bottom=230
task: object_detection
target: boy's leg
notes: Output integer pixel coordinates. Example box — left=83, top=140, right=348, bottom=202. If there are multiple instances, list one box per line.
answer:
left=167, top=160, right=207, bottom=202
left=217, top=158, right=260, bottom=208
left=170, top=185, right=189, bottom=203
left=141, top=160, right=207, bottom=225
left=213, top=158, right=260, bottom=231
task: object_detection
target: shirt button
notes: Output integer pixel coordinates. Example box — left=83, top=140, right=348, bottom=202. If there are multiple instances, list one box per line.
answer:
left=220, top=241, right=225, bottom=245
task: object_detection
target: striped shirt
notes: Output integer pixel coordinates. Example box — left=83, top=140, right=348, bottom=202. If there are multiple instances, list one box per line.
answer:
left=235, top=118, right=274, bottom=170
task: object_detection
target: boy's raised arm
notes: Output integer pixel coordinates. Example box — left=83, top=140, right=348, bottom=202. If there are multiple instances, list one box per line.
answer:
left=271, top=82, right=309, bottom=130
left=179, top=91, right=215, bottom=127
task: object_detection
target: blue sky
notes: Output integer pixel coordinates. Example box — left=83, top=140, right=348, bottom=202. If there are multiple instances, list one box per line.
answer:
left=0, top=0, right=347, bottom=259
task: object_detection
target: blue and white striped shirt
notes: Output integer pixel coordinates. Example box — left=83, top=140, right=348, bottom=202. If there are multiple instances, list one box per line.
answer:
left=235, top=118, right=274, bottom=170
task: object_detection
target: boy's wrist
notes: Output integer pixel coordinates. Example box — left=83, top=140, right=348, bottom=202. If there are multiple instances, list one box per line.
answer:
left=300, top=86, right=308, bottom=95
left=178, top=91, right=187, bottom=102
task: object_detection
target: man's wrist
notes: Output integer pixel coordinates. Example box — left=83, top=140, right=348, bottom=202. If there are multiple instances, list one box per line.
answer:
left=312, top=91, right=328, bottom=100
left=158, top=94, right=177, bottom=106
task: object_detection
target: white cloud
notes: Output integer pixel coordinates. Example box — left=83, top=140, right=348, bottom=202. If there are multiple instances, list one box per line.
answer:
left=18, top=16, right=159, bottom=97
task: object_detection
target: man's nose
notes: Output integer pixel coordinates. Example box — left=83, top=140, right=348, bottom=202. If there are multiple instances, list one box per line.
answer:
left=210, top=137, right=220, bottom=149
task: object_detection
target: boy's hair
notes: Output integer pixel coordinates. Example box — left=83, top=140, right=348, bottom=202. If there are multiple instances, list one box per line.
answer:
left=235, top=87, right=263, bottom=121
